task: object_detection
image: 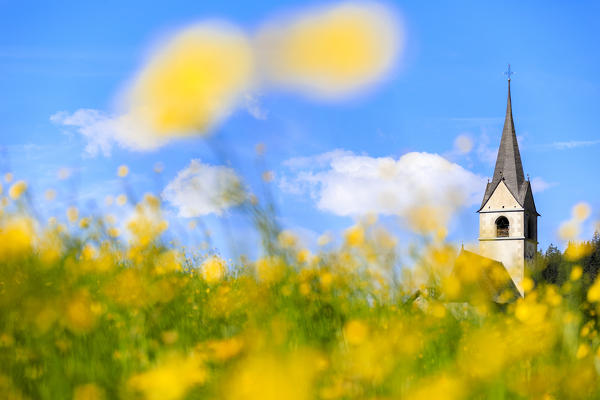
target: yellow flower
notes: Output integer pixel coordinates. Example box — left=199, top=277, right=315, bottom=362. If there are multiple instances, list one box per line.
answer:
left=8, top=180, right=27, bottom=199
left=226, top=352, right=318, bottom=400
left=255, top=256, right=286, bottom=283
left=573, top=202, right=591, bottom=222
left=154, top=250, right=183, bottom=275
left=58, top=167, right=71, bottom=180
left=117, top=165, right=129, bottom=177
left=317, top=233, right=331, bottom=246
left=4, top=172, right=13, bottom=182
left=128, top=353, right=206, bottom=400
left=201, top=255, right=227, bottom=283
left=522, top=277, right=535, bottom=293
left=256, top=2, right=400, bottom=98
left=116, top=194, right=127, bottom=206
left=64, top=291, right=97, bottom=334
left=565, top=242, right=594, bottom=261
left=66, top=206, right=79, bottom=223
left=44, top=188, right=56, bottom=201
left=587, top=280, right=600, bottom=302
left=127, top=24, right=254, bottom=136
left=407, top=375, right=464, bottom=400
left=344, top=225, right=364, bottom=247
left=205, top=337, right=244, bottom=362
left=278, top=230, right=298, bottom=248
left=73, top=383, right=106, bottom=400
left=79, top=217, right=91, bottom=229
left=576, top=343, right=590, bottom=359
left=296, top=249, right=311, bottom=264
left=0, top=216, right=35, bottom=260
left=344, top=319, right=368, bottom=345
left=570, top=266, right=583, bottom=281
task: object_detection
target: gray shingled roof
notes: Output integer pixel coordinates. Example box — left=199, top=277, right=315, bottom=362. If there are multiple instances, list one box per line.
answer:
left=478, top=80, right=539, bottom=215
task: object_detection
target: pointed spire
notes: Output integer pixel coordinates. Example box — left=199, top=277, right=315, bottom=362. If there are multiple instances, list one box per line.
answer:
left=479, top=67, right=527, bottom=209
left=491, top=75, right=525, bottom=196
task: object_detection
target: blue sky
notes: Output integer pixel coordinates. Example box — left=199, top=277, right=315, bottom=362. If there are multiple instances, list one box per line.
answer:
left=1, top=0, right=599, bottom=257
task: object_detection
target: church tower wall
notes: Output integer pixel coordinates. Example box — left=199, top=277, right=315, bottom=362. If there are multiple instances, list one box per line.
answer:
left=477, top=72, right=539, bottom=296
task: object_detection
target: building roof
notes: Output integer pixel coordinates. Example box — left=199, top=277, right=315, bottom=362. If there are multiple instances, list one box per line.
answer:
left=478, top=78, right=539, bottom=215
left=448, top=249, right=522, bottom=304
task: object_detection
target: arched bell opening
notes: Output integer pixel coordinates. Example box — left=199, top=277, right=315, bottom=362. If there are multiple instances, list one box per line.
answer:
left=496, top=216, right=509, bottom=238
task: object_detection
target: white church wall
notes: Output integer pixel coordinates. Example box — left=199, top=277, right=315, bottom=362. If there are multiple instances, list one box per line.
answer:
left=479, top=239, right=525, bottom=295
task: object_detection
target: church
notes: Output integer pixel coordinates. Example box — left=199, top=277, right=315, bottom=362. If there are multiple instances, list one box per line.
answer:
left=454, top=68, right=539, bottom=301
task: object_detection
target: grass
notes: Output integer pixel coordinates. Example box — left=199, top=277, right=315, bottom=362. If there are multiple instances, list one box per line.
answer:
left=1, top=192, right=599, bottom=400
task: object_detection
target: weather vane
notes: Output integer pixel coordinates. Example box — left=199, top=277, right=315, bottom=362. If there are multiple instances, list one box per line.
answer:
left=505, top=64, right=514, bottom=81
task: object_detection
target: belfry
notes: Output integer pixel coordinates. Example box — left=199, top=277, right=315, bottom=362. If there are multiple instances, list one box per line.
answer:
left=477, top=66, right=539, bottom=295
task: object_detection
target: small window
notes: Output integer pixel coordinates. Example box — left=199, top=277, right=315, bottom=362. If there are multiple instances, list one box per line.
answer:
left=496, top=216, right=509, bottom=237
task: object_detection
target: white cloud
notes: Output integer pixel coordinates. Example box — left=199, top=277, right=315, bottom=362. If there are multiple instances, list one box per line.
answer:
left=51, top=109, right=165, bottom=156
left=530, top=177, right=557, bottom=193
left=162, top=159, right=245, bottom=217
left=280, top=150, right=486, bottom=217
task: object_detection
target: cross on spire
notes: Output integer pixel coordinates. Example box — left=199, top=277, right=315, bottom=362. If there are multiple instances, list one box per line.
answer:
left=505, top=64, right=514, bottom=81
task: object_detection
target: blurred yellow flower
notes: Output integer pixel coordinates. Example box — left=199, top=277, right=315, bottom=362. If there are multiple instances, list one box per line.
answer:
left=66, top=206, right=79, bottom=223
left=128, top=353, right=206, bottom=400
left=317, top=233, right=331, bottom=246
left=587, top=280, right=600, bottom=302
left=79, top=217, right=91, bottom=229
left=344, top=319, right=368, bottom=345
left=117, top=165, right=129, bottom=177
left=572, top=202, right=591, bottom=222
left=0, top=216, right=35, bottom=260
left=297, top=248, right=311, bottom=264
left=559, top=221, right=580, bottom=241
left=576, top=343, right=590, bottom=359
left=116, top=194, right=127, bottom=206
left=127, top=23, right=254, bottom=136
left=278, top=230, right=298, bottom=248
left=201, top=255, right=227, bottom=283
left=564, top=241, right=594, bottom=261
left=570, top=266, right=583, bottom=281
left=9, top=180, right=27, bottom=200
left=154, top=250, right=183, bottom=275
left=205, top=337, right=244, bottom=362
left=522, top=277, right=535, bottom=293
left=407, top=375, right=464, bottom=400
left=256, top=255, right=286, bottom=283
left=4, top=172, right=13, bottom=182
left=44, top=188, right=56, bottom=201
left=64, top=291, right=97, bottom=334
left=256, top=2, right=400, bottom=98
left=261, top=170, right=274, bottom=182
left=73, top=383, right=105, bottom=400
left=344, top=225, right=364, bottom=247
left=227, top=353, right=317, bottom=400
left=58, top=167, right=71, bottom=180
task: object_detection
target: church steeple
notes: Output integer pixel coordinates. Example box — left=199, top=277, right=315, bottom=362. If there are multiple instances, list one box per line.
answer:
left=480, top=67, right=527, bottom=208
left=476, top=66, right=539, bottom=297
left=492, top=77, right=525, bottom=194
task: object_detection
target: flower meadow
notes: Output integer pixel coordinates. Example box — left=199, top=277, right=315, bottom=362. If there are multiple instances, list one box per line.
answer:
left=1, top=176, right=600, bottom=400
left=3, top=2, right=600, bottom=399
